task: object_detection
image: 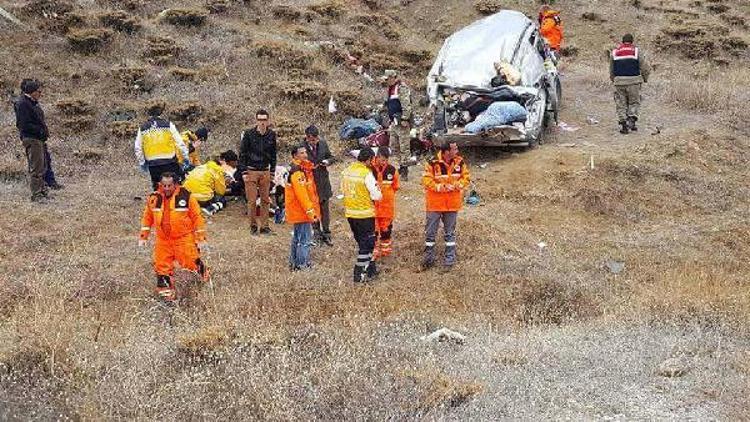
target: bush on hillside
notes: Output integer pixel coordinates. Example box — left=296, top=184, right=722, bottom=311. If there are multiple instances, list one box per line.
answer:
left=160, top=8, right=209, bottom=26
left=474, top=0, right=502, bottom=15
left=308, top=0, right=346, bottom=19
left=144, top=36, right=180, bottom=65
left=252, top=40, right=315, bottom=70
left=98, top=10, right=141, bottom=33
left=66, top=28, right=113, bottom=54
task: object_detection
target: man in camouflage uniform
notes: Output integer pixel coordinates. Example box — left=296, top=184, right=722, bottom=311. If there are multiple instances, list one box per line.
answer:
left=609, top=33, right=651, bottom=134
left=382, top=69, right=413, bottom=180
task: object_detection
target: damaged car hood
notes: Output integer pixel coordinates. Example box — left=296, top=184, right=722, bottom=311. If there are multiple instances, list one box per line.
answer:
left=427, top=10, right=545, bottom=99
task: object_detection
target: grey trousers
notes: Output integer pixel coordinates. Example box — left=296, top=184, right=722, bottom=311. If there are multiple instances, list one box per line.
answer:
left=424, top=211, right=458, bottom=266
left=614, top=83, right=641, bottom=122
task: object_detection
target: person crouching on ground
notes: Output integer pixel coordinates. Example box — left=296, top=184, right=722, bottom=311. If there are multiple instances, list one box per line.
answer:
left=183, top=150, right=238, bottom=216
left=372, top=146, right=400, bottom=260
left=138, top=172, right=209, bottom=302
left=285, top=145, right=320, bottom=271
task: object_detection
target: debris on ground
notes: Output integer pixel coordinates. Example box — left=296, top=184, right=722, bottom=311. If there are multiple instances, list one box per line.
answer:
left=586, top=116, right=599, bottom=125
left=420, top=328, right=466, bottom=345
left=559, top=142, right=577, bottom=147
left=558, top=121, right=580, bottom=132
left=605, top=259, right=625, bottom=274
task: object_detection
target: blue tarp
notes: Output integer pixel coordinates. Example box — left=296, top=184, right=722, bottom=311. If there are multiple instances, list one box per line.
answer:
left=464, top=101, right=528, bottom=134
left=339, top=118, right=381, bottom=140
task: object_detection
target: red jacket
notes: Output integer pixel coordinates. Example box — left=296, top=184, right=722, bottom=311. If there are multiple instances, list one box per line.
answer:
left=539, top=10, right=563, bottom=51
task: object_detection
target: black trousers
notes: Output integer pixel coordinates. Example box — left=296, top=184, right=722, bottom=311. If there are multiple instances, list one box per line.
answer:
left=315, top=198, right=331, bottom=235
left=148, top=162, right=182, bottom=190
left=347, top=217, right=376, bottom=281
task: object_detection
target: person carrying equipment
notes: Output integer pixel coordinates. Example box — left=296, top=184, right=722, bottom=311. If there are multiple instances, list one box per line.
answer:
left=183, top=150, right=238, bottom=216
left=138, top=172, right=209, bottom=302
left=134, top=102, right=189, bottom=190
left=285, top=145, right=320, bottom=271
left=371, top=147, right=400, bottom=260
left=341, top=147, right=382, bottom=283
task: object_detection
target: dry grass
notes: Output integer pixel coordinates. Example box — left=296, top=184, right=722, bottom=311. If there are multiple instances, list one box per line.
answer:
left=1, top=0, right=749, bottom=418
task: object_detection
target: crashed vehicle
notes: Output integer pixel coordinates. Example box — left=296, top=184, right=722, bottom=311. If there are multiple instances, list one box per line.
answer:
left=427, top=10, right=562, bottom=147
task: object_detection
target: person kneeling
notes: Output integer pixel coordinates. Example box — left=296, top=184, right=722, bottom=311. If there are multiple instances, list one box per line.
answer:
left=183, top=150, right=238, bottom=216
left=285, top=145, right=320, bottom=271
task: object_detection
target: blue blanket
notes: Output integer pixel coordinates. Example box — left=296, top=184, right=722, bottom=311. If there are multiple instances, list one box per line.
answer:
left=465, top=101, right=528, bottom=134
left=339, top=118, right=382, bottom=140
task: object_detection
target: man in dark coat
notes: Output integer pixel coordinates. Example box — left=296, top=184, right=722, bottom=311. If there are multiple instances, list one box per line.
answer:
left=303, top=125, right=335, bottom=246
left=14, top=79, right=61, bottom=202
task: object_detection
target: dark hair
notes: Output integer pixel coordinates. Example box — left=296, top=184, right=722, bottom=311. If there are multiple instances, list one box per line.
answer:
left=219, top=150, right=238, bottom=162
left=358, top=147, right=374, bottom=162
left=622, top=33, right=634, bottom=43
left=439, top=141, right=454, bottom=153
left=21, top=79, right=41, bottom=94
left=376, top=146, right=391, bottom=158
left=256, top=109, right=269, bottom=118
left=291, top=144, right=306, bottom=157
left=305, top=125, right=319, bottom=136
left=160, top=171, right=177, bottom=181
left=146, top=101, right=165, bottom=117
left=195, top=127, right=209, bottom=140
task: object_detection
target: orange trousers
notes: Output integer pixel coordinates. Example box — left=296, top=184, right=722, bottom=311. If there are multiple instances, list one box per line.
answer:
left=154, top=236, right=200, bottom=276
left=375, top=217, right=393, bottom=258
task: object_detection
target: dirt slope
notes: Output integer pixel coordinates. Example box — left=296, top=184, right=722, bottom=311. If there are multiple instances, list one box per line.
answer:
left=1, top=0, right=749, bottom=419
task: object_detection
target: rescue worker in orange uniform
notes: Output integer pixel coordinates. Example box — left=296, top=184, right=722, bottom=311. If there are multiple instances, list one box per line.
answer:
left=139, top=172, right=209, bottom=302
left=421, top=141, right=470, bottom=271
left=285, top=145, right=320, bottom=271
left=538, top=5, right=564, bottom=56
left=372, top=147, right=400, bottom=260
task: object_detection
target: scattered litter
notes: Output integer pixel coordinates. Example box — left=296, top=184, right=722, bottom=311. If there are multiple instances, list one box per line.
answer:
left=605, top=259, right=625, bottom=274
left=335, top=194, right=344, bottom=200
left=420, top=328, right=466, bottom=345
left=559, top=142, right=577, bottom=147
left=328, top=96, right=337, bottom=114
left=465, top=190, right=481, bottom=206
left=479, top=163, right=488, bottom=169
left=586, top=116, right=599, bottom=125
left=589, top=155, right=595, bottom=170
left=537, top=241, right=547, bottom=250
left=558, top=121, right=580, bottom=132
left=651, top=125, right=662, bottom=135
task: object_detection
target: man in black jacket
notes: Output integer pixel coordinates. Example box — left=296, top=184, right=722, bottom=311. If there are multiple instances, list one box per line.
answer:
left=303, top=125, right=335, bottom=246
left=14, top=79, right=53, bottom=202
left=239, top=109, right=277, bottom=234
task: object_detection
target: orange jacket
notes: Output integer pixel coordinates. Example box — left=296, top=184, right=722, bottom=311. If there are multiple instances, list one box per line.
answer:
left=422, top=152, right=470, bottom=212
left=372, top=162, right=399, bottom=219
left=140, top=185, right=206, bottom=242
left=285, top=159, right=320, bottom=224
left=540, top=10, right=563, bottom=51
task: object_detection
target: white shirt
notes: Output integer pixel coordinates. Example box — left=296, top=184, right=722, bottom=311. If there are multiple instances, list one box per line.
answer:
left=364, top=172, right=382, bottom=201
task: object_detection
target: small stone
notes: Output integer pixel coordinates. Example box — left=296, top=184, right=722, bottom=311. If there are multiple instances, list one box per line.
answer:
left=420, top=328, right=466, bottom=345
left=657, top=357, right=690, bottom=377
left=605, top=260, right=625, bottom=274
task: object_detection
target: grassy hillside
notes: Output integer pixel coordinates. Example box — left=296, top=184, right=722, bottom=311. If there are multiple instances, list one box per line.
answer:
left=1, top=0, right=749, bottom=419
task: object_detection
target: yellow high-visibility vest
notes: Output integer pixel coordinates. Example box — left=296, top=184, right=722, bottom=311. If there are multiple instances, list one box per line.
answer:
left=341, top=162, right=375, bottom=219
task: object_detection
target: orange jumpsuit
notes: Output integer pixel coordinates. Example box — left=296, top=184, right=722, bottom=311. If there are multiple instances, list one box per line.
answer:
left=140, top=185, right=207, bottom=299
left=539, top=9, right=563, bottom=51
left=372, top=162, right=399, bottom=258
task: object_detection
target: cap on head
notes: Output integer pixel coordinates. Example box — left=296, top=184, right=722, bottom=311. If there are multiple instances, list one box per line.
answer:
left=358, top=147, right=375, bottom=162
left=195, top=127, right=209, bottom=140
left=305, top=125, right=319, bottom=137
left=145, top=100, right=166, bottom=117
left=21, top=79, right=41, bottom=94
left=622, top=33, right=634, bottom=43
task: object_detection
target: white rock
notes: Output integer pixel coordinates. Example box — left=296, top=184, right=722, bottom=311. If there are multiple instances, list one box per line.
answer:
left=420, top=328, right=466, bottom=345
left=657, top=357, right=690, bottom=377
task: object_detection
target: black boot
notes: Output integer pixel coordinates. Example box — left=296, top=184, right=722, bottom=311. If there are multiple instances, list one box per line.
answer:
left=627, top=116, right=638, bottom=132
left=619, top=120, right=629, bottom=134
left=366, top=261, right=379, bottom=280
left=398, top=165, right=409, bottom=182
left=353, top=265, right=366, bottom=283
